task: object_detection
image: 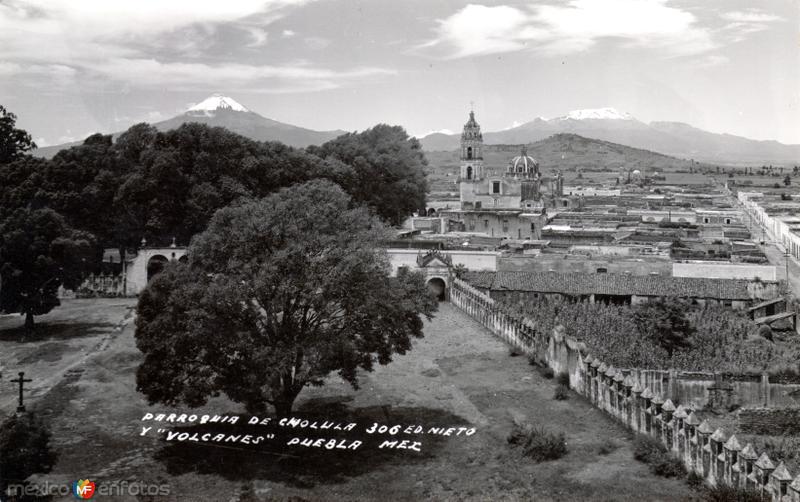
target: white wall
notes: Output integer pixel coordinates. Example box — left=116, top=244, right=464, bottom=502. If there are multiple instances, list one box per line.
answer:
left=386, top=249, right=499, bottom=275
left=673, top=262, right=777, bottom=281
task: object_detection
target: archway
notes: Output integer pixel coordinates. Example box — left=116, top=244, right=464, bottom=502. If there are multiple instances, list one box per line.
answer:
left=427, top=277, right=446, bottom=301
left=467, top=146, right=473, bottom=160
left=178, top=255, right=189, bottom=263
left=466, top=165, right=472, bottom=180
left=147, top=255, right=169, bottom=281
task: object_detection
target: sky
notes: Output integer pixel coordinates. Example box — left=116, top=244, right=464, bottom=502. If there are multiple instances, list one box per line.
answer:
left=1, top=0, right=798, bottom=146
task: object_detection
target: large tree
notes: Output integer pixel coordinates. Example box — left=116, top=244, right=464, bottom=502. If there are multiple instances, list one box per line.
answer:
left=0, top=105, right=36, bottom=164
left=308, top=124, right=429, bottom=226
left=135, top=180, right=437, bottom=416
left=0, top=208, right=94, bottom=330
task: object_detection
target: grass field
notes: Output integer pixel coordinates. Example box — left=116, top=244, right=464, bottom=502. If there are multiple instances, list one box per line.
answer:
left=2, top=300, right=693, bottom=502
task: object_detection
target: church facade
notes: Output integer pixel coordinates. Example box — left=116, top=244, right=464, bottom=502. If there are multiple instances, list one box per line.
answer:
left=442, top=110, right=566, bottom=240
left=458, top=110, right=564, bottom=212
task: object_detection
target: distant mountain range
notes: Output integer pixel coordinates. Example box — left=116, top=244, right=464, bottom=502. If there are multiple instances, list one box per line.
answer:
left=33, top=94, right=345, bottom=158
left=420, top=108, right=800, bottom=166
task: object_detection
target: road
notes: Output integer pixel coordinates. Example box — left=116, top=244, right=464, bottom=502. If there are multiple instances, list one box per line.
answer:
left=731, top=193, right=800, bottom=296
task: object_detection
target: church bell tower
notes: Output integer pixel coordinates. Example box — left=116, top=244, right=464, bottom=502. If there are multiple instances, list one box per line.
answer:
left=460, top=108, right=484, bottom=181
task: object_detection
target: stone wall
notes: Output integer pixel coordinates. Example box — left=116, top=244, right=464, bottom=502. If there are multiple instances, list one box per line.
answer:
left=449, top=277, right=800, bottom=501
left=738, top=408, right=800, bottom=436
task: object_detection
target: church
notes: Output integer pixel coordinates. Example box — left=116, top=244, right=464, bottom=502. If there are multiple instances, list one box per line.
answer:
left=441, top=110, right=566, bottom=240
left=458, top=109, right=564, bottom=212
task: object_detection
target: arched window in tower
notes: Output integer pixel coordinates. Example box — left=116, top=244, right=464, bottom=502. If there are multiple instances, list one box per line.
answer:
left=466, top=165, right=472, bottom=180
left=467, top=146, right=473, bottom=160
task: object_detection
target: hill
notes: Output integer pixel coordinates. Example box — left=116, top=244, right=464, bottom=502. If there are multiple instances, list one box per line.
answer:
left=33, top=94, right=345, bottom=158
left=424, top=133, right=716, bottom=200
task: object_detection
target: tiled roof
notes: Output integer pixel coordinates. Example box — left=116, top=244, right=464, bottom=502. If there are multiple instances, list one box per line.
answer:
left=471, top=271, right=751, bottom=300
left=461, top=271, right=496, bottom=289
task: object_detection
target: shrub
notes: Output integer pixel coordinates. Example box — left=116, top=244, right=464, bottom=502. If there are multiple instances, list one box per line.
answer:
left=633, top=434, right=666, bottom=464
left=0, top=412, right=58, bottom=494
left=698, top=484, right=762, bottom=502
left=555, top=372, right=570, bottom=386
left=686, top=470, right=704, bottom=489
left=507, top=423, right=567, bottom=462
left=527, top=354, right=538, bottom=366
left=539, top=367, right=555, bottom=379
left=553, top=384, right=569, bottom=400
left=597, top=438, right=617, bottom=455
left=633, top=434, right=685, bottom=478
left=650, top=455, right=686, bottom=478
left=509, top=346, right=523, bottom=357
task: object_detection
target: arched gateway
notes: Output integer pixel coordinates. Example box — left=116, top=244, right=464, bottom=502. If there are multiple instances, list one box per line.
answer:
left=125, top=242, right=188, bottom=295
left=385, top=249, right=500, bottom=302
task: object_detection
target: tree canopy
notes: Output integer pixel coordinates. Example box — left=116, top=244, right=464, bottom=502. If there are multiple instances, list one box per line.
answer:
left=631, top=300, right=694, bottom=358
left=0, top=208, right=94, bottom=329
left=135, top=180, right=437, bottom=415
left=0, top=108, right=429, bottom=326
left=2, top=120, right=426, bottom=254
left=308, top=124, right=429, bottom=226
left=0, top=105, right=36, bottom=164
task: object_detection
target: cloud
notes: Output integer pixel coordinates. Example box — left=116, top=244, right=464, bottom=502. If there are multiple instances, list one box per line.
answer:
left=720, top=9, right=783, bottom=41
left=245, top=27, right=269, bottom=47
left=84, top=58, right=396, bottom=93
left=282, top=29, right=296, bottom=37
left=418, top=5, right=531, bottom=57
left=420, top=0, right=720, bottom=59
left=0, top=0, right=394, bottom=93
left=722, top=10, right=783, bottom=23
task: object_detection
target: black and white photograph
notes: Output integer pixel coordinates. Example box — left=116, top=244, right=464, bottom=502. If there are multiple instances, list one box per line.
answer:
left=1, top=1, right=799, bottom=501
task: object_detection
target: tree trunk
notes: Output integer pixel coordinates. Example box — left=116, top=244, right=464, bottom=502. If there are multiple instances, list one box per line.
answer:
left=24, top=311, right=34, bottom=332
left=273, top=399, right=295, bottom=419
left=273, top=377, right=302, bottom=418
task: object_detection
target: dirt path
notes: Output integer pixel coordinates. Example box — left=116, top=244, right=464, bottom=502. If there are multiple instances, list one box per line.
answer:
left=0, top=299, right=136, bottom=414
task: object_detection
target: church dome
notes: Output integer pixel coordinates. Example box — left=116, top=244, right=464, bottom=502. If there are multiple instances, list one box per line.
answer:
left=509, top=146, right=539, bottom=174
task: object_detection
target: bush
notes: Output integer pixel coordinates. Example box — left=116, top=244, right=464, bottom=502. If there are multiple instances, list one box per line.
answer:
left=0, top=412, right=58, bottom=494
left=633, top=434, right=666, bottom=463
left=553, top=384, right=569, bottom=400
left=539, top=366, right=555, bottom=379
left=698, top=484, right=762, bottom=502
left=508, top=423, right=567, bottom=462
left=651, top=455, right=686, bottom=478
left=555, top=372, right=570, bottom=386
left=686, top=470, right=704, bottom=489
left=597, top=438, right=617, bottom=455
left=633, top=434, right=685, bottom=478
left=509, top=346, right=523, bottom=357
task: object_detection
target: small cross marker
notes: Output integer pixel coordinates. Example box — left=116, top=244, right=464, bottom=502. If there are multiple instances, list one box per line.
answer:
left=10, top=371, right=32, bottom=413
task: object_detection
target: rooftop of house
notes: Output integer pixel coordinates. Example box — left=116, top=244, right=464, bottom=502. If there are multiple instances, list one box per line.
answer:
left=462, top=270, right=756, bottom=300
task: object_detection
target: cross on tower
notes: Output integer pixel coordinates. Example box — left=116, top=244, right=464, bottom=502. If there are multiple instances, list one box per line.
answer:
left=10, top=371, right=32, bottom=413
left=469, top=100, right=474, bottom=111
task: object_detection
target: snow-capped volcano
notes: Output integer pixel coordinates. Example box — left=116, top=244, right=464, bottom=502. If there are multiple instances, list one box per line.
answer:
left=556, top=107, right=634, bottom=121
left=32, top=93, right=347, bottom=157
left=187, top=94, right=249, bottom=116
